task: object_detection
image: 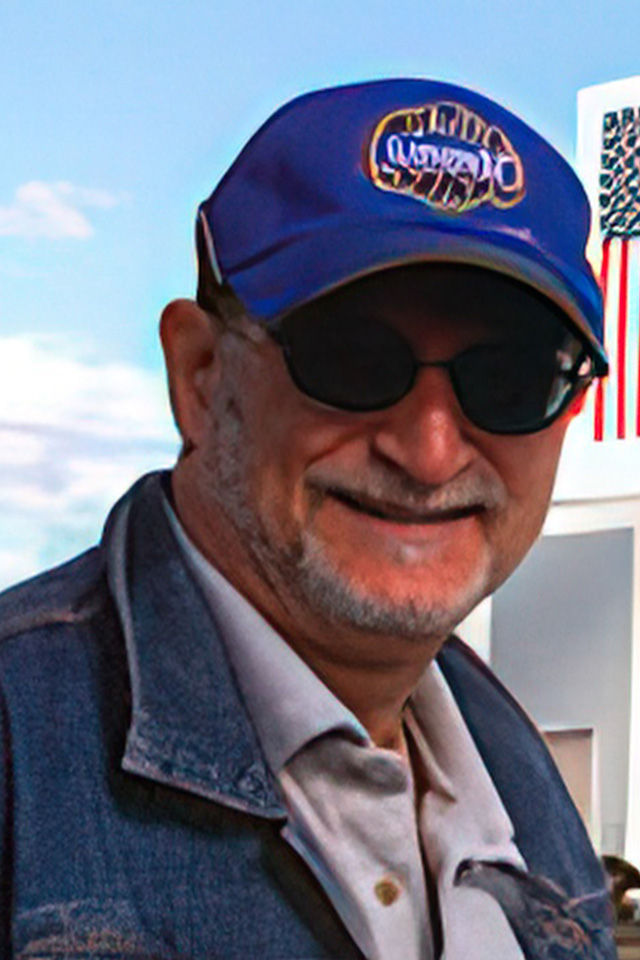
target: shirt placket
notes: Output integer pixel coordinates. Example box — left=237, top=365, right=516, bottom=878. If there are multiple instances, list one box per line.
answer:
left=280, top=734, right=433, bottom=960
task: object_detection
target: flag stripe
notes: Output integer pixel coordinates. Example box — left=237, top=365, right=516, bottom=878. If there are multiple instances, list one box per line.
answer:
left=605, top=240, right=623, bottom=440
left=617, top=239, right=629, bottom=438
left=594, top=238, right=611, bottom=441
left=594, top=377, right=605, bottom=441
left=629, top=238, right=640, bottom=437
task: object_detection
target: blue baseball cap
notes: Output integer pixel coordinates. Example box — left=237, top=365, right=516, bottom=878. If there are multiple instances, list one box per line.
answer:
left=197, top=78, right=607, bottom=371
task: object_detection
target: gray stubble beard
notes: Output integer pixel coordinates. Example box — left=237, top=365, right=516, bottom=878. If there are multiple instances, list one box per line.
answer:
left=204, top=386, right=493, bottom=643
left=288, top=525, right=492, bottom=641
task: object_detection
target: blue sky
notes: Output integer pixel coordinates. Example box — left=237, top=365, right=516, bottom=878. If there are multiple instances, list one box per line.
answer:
left=2, top=0, right=640, bottom=585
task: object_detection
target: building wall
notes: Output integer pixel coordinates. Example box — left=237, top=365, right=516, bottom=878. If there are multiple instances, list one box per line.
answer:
left=490, top=527, right=634, bottom=855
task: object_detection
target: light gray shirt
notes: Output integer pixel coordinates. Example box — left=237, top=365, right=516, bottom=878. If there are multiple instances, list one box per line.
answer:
left=166, top=502, right=526, bottom=960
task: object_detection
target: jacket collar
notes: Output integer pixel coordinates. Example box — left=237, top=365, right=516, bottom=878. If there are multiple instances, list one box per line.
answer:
left=102, top=471, right=286, bottom=819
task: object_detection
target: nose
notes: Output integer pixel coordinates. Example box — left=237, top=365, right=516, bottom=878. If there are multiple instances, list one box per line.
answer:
left=370, top=366, right=477, bottom=486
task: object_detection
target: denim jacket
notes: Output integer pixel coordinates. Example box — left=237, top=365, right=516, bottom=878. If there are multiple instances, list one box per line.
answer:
left=0, top=473, right=615, bottom=959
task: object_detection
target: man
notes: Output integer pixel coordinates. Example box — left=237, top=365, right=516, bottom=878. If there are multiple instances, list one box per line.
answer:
left=0, top=79, right=616, bottom=959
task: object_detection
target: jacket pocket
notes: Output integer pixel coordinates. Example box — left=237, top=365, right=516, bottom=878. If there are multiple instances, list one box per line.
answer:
left=14, top=899, right=166, bottom=958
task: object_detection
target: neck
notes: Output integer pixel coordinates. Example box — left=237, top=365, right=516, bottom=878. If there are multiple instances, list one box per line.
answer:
left=172, top=462, right=447, bottom=753
left=279, top=626, right=442, bottom=752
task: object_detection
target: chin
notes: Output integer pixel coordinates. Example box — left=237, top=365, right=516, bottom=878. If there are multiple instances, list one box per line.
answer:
left=293, top=539, right=491, bottom=641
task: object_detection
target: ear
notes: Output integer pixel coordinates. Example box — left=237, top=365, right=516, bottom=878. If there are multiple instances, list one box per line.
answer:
left=160, top=299, right=223, bottom=448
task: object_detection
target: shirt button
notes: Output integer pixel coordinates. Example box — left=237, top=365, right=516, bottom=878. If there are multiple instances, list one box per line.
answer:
left=374, top=876, right=402, bottom=906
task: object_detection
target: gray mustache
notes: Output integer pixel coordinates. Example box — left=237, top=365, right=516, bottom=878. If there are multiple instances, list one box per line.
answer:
left=310, top=470, right=507, bottom=515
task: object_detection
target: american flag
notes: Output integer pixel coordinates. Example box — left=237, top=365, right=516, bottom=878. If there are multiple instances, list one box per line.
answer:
left=594, top=106, right=640, bottom=441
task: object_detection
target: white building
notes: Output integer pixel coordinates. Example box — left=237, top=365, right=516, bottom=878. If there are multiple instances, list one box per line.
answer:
left=461, top=76, right=640, bottom=865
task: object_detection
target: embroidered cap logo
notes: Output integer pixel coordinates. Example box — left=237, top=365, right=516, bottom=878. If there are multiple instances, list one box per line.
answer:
left=367, top=101, right=526, bottom=214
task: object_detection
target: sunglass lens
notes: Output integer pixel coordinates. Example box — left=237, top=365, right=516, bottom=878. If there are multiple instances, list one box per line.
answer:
left=280, top=313, right=415, bottom=410
left=453, top=344, right=572, bottom=433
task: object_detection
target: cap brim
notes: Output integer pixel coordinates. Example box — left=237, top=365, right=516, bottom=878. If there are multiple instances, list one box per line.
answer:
left=227, top=219, right=607, bottom=373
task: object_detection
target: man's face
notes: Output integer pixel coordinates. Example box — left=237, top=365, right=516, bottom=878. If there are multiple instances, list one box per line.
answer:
left=191, top=265, right=577, bottom=645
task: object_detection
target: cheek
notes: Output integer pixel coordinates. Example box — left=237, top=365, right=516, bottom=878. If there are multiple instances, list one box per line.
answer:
left=239, top=387, right=340, bottom=519
left=486, top=417, right=567, bottom=500
left=484, top=429, right=566, bottom=579
left=249, top=365, right=362, bottom=479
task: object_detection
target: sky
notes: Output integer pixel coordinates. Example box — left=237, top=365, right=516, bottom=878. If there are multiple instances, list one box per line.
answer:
left=3, top=0, right=640, bottom=587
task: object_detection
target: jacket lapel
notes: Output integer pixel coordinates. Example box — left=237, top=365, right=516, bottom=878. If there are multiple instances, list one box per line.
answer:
left=102, top=472, right=286, bottom=819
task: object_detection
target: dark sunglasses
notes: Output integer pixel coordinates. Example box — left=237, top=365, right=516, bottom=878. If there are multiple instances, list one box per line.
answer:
left=269, top=311, right=598, bottom=435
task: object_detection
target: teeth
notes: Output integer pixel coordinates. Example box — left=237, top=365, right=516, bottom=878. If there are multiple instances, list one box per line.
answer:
left=330, top=489, right=480, bottom=524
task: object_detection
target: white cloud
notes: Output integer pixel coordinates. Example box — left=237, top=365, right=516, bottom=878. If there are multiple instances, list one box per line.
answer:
left=0, top=180, right=121, bottom=239
left=0, top=335, right=179, bottom=589
left=0, top=335, right=172, bottom=439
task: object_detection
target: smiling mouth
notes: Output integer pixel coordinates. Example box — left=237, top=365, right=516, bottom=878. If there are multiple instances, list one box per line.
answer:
left=328, top=488, right=484, bottom=525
